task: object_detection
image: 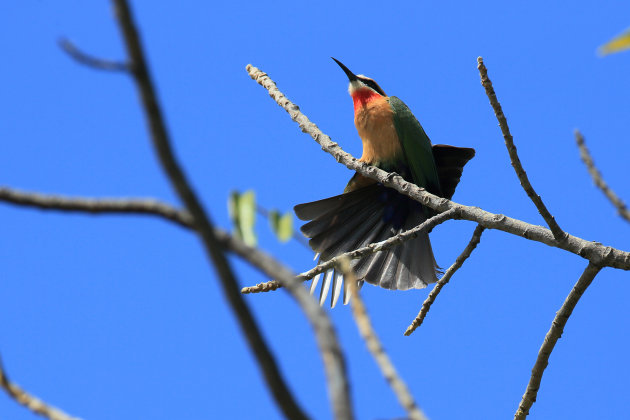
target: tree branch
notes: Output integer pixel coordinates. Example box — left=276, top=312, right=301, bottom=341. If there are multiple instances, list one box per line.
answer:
left=241, top=208, right=458, bottom=294
left=0, top=185, right=315, bottom=257
left=0, top=183, right=354, bottom=419
left=111, top=2, right=309, bottom=418
left=477, top=57, right=566, bottom=242
left=246, top=64, right=630, bottom=271
left=514, top=262, right=603, bottom=419
left=404, top=224, right=485, bottom=336
left=339, top=259, right=428, bottom=420
left=59, top=38, right=129, bottom=72
left=575, top=130, right=630, bottom=223
left=225, top=233, right=354, bottom=420
left=0, top=354, right=80, bottom=420
left=0, top=187, right=193, bottom=228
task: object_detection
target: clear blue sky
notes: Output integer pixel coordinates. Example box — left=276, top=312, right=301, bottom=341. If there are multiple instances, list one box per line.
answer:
left=1, top=1, right=629, bottom=419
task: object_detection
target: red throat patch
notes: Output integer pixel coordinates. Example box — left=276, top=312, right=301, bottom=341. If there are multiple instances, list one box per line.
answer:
left=351, top=88, right=382, bottom=113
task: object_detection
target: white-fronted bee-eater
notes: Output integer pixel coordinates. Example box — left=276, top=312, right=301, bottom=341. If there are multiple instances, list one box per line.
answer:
left=294, top=58, right=475, bottom=307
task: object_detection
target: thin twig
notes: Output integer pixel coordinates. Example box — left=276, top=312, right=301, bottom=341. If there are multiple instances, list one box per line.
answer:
left=0, top=354, right=80, bottom=420
left=59, top=38, right=129, bottom=72
left=0, top=187, right=193, bottom=228
left=246, top=64, right=630, bottom=270
left=0, top=186, right=256, bottom=257
left=575, top=130, right=630, bottom=223
left=225, top=233, right=354, bottom=420
left=477, top=57, right=566, bottom=242
left=111, top=2, right=311, bottom=419
left=241, top=208, right=458, bottom=294
left=404, top=224, right=485, bottom=336
left=339, top=258, right=428, bottom=420
left=514, top=262, right=603, bottom=419
left=0, top=186, right=312, bottom=256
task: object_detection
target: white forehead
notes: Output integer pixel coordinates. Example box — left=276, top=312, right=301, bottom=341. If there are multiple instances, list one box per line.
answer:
left=348, top=75, right=376, bottom=95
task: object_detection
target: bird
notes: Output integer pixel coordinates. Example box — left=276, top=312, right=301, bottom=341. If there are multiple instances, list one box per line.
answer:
left=294, top=58, right=475, bottom=308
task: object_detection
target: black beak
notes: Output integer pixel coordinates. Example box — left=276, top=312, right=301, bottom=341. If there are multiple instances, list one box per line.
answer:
left=331, top=57, right=358, bottom=82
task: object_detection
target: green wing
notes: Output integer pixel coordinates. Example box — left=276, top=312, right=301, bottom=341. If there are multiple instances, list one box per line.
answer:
left=388, top=96, right=442, bottom=196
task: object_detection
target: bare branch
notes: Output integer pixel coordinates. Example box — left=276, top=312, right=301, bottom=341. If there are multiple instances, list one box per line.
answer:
left=514, top=262, right=603, bottom=419
left=0, top=186, right=314, bottom=258
left=0, top=354, right=80, bottom=420
left=246, top=64, right=630, bottom=271
left=404, top=224, right=485, bottom=336
left=242, top=208, right=458, bottom=294
left=575, top=130, right=630, bottom=223
left=477, top=57, right=566, bottom=242
left=0, top=183, right=354, bottom=419
left=0, top=186, right=193, bottom=228
left=339, top=258, right=428, bottom=420
left=59, top=38, right=129, bottom=72
left=111, top=2, right=310, bottom=418
left=240, top=279, right=283, bottom=294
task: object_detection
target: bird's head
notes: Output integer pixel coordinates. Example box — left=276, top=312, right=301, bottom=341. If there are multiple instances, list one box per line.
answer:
left=332, top=58, right=386, bottom=110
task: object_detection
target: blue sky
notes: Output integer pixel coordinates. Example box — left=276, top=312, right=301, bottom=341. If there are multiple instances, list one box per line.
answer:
left=1, top=1, right=629, bottom=419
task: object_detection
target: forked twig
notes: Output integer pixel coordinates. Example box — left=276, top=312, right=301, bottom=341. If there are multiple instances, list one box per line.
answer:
left=405, top=224, right=485, bottom=336
left=477, top=57, right=566, bottom=242
left=575, top=130, right=630, bottom=223
left=514, top=262, right=603, bottom=419
left=339, top=258, right=428, bottom=420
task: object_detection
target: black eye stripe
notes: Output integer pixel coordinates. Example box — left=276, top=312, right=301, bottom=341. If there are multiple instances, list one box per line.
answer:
left=357, top=77, right=386, bottom=96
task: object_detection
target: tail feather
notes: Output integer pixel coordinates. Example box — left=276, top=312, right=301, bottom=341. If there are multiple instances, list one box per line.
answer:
left=401, top=211, right=439, bottom=290
left=374, top=249, right=399, bottom=290
left=331, top=270, right=344, bottom=308
left=296, top=184, right=441, bottom=306
left=310, top=200, right=383, bottom=256
left=350, top=219, right=388, bottom=279
left=300, top=197, right=368, bottom=239
left=363, top=247, right=391, bottom=287
left=342, top=279, right=351, bottom=305
left=432, top=144, right=475, bottom=200
left=395, top=235, right=414, bottom=290
left=318, top=269, right=334, bottom=306
left=309, top=272, right=322, bottom=294
left=317, top=203, right=384, bottom=260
